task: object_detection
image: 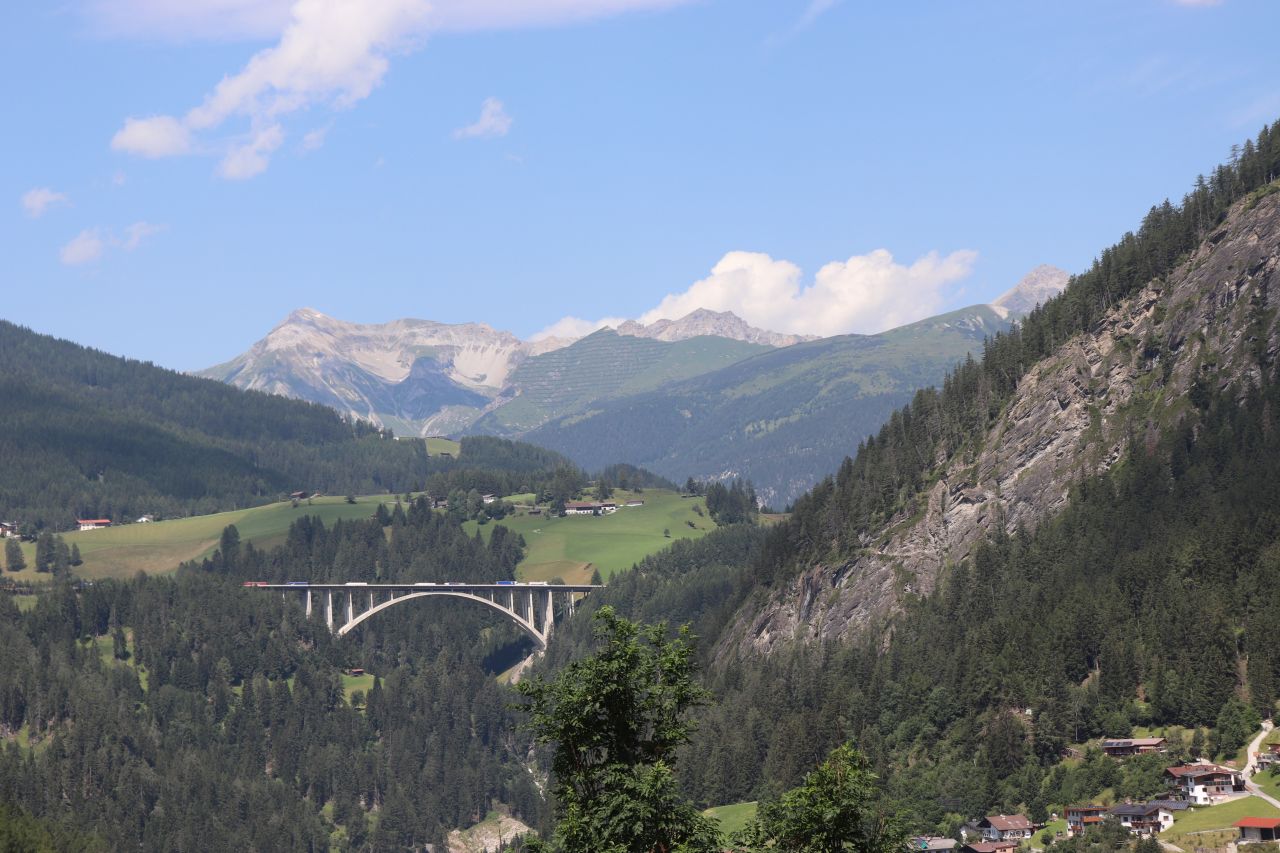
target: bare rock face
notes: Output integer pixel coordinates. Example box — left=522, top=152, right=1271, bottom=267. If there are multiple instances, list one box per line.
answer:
left=993, top=264, right=1070, bottom=316
left=719, top=191, right=1280, bottom=661
left=614, top=308, right=816, bottom=347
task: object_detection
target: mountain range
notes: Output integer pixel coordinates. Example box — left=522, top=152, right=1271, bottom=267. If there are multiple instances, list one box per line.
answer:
left=199, top=267, right=1069, bottom=503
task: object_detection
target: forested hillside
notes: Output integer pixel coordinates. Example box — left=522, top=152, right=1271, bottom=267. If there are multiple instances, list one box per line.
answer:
left=522, top=305, right=1014, bottom=505
left=0, top=322, right=580, bottom=532
left=0, top=500, right=541, bottom=850
left=536, top=119, right=1280, bottom=824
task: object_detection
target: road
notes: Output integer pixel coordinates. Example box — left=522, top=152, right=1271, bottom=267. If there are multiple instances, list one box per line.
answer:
left=1244, top=719, right=1280, bottom=809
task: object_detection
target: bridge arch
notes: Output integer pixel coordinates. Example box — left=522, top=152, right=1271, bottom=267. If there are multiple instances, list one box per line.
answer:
left=337, top=590, right=548, bottom=649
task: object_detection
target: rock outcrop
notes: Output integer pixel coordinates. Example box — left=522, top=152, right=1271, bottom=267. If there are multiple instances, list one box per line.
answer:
left=719, top=189, right=1280, bottom=660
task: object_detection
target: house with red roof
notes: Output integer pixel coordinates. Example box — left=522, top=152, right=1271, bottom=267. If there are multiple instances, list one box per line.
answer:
left=1236, top=817, right=1280, bottom=844
left=978, top=815, right=1035, bottom=843
left=77, top=519, right=112, bottom=531
left=1165, top=762, right=1245, bottom=804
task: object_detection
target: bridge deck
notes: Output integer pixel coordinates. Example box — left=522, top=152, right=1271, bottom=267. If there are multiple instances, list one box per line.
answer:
left=256, top=583, right=601, bottom=592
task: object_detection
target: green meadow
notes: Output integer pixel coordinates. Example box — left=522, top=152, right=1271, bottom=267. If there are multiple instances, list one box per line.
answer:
left=4, top=495, right=396, bottom=582
left=704, top=801, right=757, bottom=840
left=465, top=489, right=714, bottom=584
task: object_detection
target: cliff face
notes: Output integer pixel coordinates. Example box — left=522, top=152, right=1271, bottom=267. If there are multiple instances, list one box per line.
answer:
left=719, top=187, right=1280, bottom=660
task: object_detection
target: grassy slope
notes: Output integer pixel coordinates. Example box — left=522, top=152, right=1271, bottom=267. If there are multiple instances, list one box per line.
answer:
left=465, top=489, right=713, bottom=583
left=704, top=802, right=757, bottom=840
left=4, top=495, right=395, bottom=581
left=1164, top=796, right=1280, bottom=849
left=425, top=437, right=461, bottom=457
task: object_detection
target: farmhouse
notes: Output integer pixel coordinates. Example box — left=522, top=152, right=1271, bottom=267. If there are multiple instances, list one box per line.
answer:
left=1258, top=743, right=1280, bottom=770
left=1065, top=805, right=1108, bottom=837
left=978, top=815, right=1034, bottom=842
left=0, top=522, right=16, bottom=538
left=290, top=491, right=310, bottom=500
left=1236, top=817, right=1280, bottom=844
left=625, top=499, right=645, bottom=507
left=1102, top=737, right=1167, bottom=757
left=77, top=519, right=112, bottom=531
left=482, top=494, right=497, bottom=504
left=1165, top=762, right=1245, bottom=804
left=565, top=501, right=617, bottom=516
left=1106, top=801, right=1185, bottom=835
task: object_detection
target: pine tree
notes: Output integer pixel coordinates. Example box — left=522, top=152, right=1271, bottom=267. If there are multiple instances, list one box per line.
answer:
left=4, top=538, right=24, bottom=572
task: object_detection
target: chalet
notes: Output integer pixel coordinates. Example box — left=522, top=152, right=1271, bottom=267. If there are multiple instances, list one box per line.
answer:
left=1236, top=817, right=1280, bottom=844
left=1065, top=805, right=1108, bottom=837
left=135, top=515, right=155, bottom=524
left=1102, top=737, right=1167, bottom=757
left=1107, top=801, right=1185, bottom=836
left=1256, top=743, right=1280, bottom=770
left=978, top=815, right=1034, bottom=843
left=77, top=519, right=112, bottom=531
left=1165, top=762, right=1245, bottom=804
left=910, top=838, right=958, bottom=852
left=625, top=499, right=645, bottom=507
left=290, top=491, right=310, bottom=500
left=0, top=522, right=16, bottom=538
left=482, top=494, right=497, bottom=505
left=565, top=501, right=618, bottom=516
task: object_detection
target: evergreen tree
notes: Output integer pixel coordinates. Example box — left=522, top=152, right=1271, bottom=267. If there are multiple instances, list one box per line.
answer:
left=4, top=538, right=24, bottom=572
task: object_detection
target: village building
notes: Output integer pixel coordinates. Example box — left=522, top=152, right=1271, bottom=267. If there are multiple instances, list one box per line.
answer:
left=978, top=815, right=1034, bottom=843
left=0, top=521, right=16, bottom=538
left=625, top=499, right=645, bottom=507
left=1065, top=805, right=1108, bottom=837
left=1256, top=743, right=1280, bottom=770
left=1107, top=801, right=1185, bottom=836
left=1165, top=762, right=1245, bottom=804
left=290, top=491, right=310, bottom=500
left=482, top=494, right=497, bottom=504
left=1102, top=737, right=1167, bottom=757
left=77, top=519, right=112, bottom=531
left=1236, top=817, right=1280, bottom=844
left=564, top=501, right=618, bottom=516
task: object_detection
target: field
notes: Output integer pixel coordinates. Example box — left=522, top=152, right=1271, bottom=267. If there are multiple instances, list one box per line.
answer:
left=342, top=672, right=375, bottom=702
left=1162, top=795, right=1280, bottom=850
left=3, top=496, right=396, bottom=582
left=425, top=437, right=461, bottom=457
left=464, top=490, right=714, bottom=583
left=704, top=802, right=757, bottom=840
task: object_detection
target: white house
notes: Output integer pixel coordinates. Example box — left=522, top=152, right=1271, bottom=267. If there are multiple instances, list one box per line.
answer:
left=1165, top=762, right=1245, bottom=804
left=978, top=815, right=1034, bottom=842
left=77, top=519, right=112, bottom=531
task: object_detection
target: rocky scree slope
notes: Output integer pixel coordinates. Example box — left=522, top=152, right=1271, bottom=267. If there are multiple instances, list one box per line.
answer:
left=719, top=187, right=1280, bottom=659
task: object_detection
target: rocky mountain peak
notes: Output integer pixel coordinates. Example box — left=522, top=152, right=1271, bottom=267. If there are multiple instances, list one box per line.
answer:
left=614, top=309, right=816, bottom=347
left=992, top=264, right=1070, bottom=316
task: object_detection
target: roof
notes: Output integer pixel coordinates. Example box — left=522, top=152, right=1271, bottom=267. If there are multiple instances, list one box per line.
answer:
left=1109, top=803, right=1161, bottom=817
left=1103, top=737, right=1166, bottom=747
left=981, top=815, right=1033, bottom=831
left=963, top=843, right=1018, bottom=853
left=912, top=838, right=958, bottom=851
left=1236, top=818, right=1280, bottom=830
left=77, top=519, right=111, bottom=524
left=1067, top=804, right=1109, bottom=813
left=1149, top=800, right=1189, bottom=811
left=1166, top=762, right=1239, bottom=779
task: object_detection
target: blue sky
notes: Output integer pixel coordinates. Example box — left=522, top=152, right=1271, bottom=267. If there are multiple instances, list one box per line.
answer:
left=3, top=0, right=1278, bottom=370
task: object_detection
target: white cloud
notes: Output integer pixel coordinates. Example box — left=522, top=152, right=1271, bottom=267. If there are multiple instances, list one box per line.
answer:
left=539, top=247, right=978, bottom=341
left=85, top=0, right=693, bottom=40
left=301, top=124, right=330, bottom=151
left=59, top=221, right=165, bottom=266
left=104, top=0, right=693, bottom=177
left=111, top=115, right=192, bottom=157
left=120, top=221, right=166, bottom=250
left=219, top=125, right=286, bottom=179
left=454, top=97, right=513, bottom=140
left=60, top=229, right=105, bottom=265
left=21, top=187, right=69, bottom=218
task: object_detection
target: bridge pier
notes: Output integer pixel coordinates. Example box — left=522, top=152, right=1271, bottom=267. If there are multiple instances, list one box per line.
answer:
left=325, top=592, right=333, bottom=630
left=305, top=590, right=312, bottom=618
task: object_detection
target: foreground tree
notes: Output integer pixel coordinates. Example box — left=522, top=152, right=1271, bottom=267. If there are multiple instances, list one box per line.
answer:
left=517, top=606, right=720, bottom=853
left=734, top=744, right=907, bottom=853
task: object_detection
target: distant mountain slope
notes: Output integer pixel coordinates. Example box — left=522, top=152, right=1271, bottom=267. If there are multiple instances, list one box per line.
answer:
left=993, top=263, right=1069, bottom=315
left=614, top=308, right=816, bottom=347
left=471, top=330, right=769, bottom=434
left=520, top=305, right=1015, bottom=505
left=199, top=308, right=794, bottom=436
